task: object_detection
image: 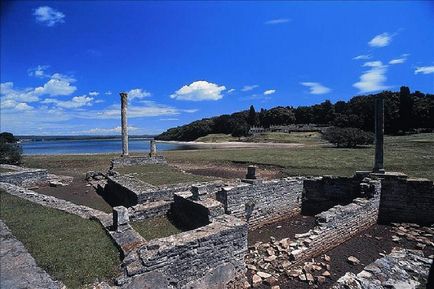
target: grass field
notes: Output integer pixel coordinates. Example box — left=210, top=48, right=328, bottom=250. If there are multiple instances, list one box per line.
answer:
left=23, top=133, right=434, bottom=181
left=195, top=132, right=323, bottom=144
left=0, top=190, right=120, bottom=288
left=131, top=215, right=182, bottom=240
left=116, top=164, right=215, bottom=186
left=0, top=167, right=13, bottom=173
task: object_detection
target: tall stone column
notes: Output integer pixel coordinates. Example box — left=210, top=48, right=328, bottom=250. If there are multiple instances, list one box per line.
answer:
left=149, top=139, right=157, bottom=157
left=373, top=95, right=385, bottom=173
left=120, top=92, right=129, bottom=157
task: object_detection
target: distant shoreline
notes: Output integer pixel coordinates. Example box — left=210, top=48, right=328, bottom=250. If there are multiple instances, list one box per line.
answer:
left=157, top=140, right=304, bottom=149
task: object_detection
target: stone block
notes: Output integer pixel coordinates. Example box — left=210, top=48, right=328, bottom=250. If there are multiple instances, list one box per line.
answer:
left=113, top=206, right=129, bottom=231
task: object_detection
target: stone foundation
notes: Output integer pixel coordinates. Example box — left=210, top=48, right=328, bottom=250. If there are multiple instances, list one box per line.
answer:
left=378, top=172, right=434, bottom=225
left=332, top=248, right=432, bottom=289
left=111, top=156, right=167, bottom=169
left=0, top=164, right=48, bottom=187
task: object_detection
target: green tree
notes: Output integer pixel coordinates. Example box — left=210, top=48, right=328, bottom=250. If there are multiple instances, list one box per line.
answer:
left=247, top=105, right=258, bottom=126
left=0, top=132, right=22, bottom=164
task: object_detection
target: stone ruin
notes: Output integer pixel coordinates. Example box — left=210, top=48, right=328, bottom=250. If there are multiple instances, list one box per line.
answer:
left=111, top=92, right=167, bottom=169
left=0, top=95, right=433, bottom=288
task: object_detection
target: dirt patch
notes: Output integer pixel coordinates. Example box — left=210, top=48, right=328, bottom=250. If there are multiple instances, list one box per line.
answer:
left=248, top=214, right=316, bottom=245
left=173, top=162, right=284, bottom=180
left=34, top=178, right=112, bottom=213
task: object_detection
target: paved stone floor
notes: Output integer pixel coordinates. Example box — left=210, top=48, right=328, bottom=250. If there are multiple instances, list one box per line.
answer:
left=0, top=220, right=64, bottom=289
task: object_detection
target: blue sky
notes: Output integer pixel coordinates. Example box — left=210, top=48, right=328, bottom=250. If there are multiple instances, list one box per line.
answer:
left=1, top=1, right=433, bottom=135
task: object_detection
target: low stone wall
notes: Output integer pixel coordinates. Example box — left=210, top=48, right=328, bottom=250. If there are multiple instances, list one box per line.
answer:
left=128, top=201, right=172, bottom=222
left=0, top=165, right=48, bottom=187
left=111, top=156, right=167, bottom=168
left=302, top=172, right=370, bottom=214
left=216, top=177, right=304, bottom=228
left=332, top=248, right=432, bottom=288
left=120, top=215, right=248, bottom=289
left=378, top=173, right=434, bottom=225
left=289, top=197, right=380, bottom=264
left=106, top=176, right=225, bottom=207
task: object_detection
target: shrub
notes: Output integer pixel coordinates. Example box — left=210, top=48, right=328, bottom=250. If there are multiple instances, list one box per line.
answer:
left=322, top=127, right=374, bottom=148
left=0, top=132, right=22, bottom=164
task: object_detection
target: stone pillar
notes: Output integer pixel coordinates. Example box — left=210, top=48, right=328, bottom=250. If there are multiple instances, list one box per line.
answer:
left=191, top=185, right=207, bottom=200
left=246, top=165, right=257, bottom=179
left=113, top=206, right=129, bottom=232
left=373, top=95, right=385, bottom=173
left=149, top=139, right=157, bottom=157
left=120, top=92, right=128, bottom=156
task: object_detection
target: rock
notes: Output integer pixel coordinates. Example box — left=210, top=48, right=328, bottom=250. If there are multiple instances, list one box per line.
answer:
left=392, top=235, right=401, bottom=242
left=247, top=264, right=257, bottom=271
left=271, top=286, right=280, bottom=289
left=252, top=274, right=262, bottom=286
left=416, top=243, right=426, bottom=249
left=270, top=236, right=276, bottom=243
left=257, top=271, right=272, bottom=279
left=287, top=270, right=301, bottom=278
left=316, top=276, right=326, bottom=284
left=298, top=274, right=307, bottom=281
left=264, top=276, right=279, bottom=286
left=276, top=225, right=282, bottom=229
left=347, top=256, right=360, bottom=265
left=322, top=271, right=331, bottom=277
left=295, top=232, right=311, bottom=239
left=264, top=255, right=277, bottom=262
left=49, top=181, right=63, bottom=187
left=306, top=273, right=314, bottom=282
left=323, top=254, right=331, bottom=262
left=312, top=264, right=322, bottom=271
left=279, top=238, right=290, bottom=249
left=266, top=248, right=275, bottom=256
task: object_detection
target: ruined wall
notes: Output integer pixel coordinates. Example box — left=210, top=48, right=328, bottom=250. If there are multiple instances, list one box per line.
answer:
left=302, top=173, right=368, bottom=214
left=290, top=197, right=380, bottom=264
left=128, top=201, right=171, bottom=222
left=106, top=176, right=225, bottom=207
left=121, top=215, right=247, bottom=289
left=216, top=178, right=304, bottom=228
left=378, top=174, right=434, bottom=225
left=0, top=166, right=48, bottom=187
left=111, top=156, right=167, bottom=169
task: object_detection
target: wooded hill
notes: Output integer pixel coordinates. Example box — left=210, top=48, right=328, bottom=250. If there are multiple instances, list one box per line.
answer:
left=156, top=87, right=434, bottom=141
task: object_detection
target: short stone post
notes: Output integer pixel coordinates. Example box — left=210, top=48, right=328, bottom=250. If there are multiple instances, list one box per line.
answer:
left=120, top=92, right=129, bottom=157
left=149, top=139, right=157, bottom=157
left=246, top=165, right=257, bottom=179
left=191, top=185, right=207, bottom=200
left=113, top=206, right=129, bottom=232
left=373, top=95, right=385, bottom=173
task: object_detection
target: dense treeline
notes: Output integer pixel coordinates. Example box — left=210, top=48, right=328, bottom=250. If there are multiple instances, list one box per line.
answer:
left=156, top=87, right=434, bottom=141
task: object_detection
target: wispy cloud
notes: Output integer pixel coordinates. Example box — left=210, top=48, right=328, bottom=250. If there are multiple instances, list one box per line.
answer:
left=353, top=61, right=389, bottom=93
left=414, top=66, right=434, bottom=75
left=170, top=81, right=226, bottom=101
left=104, top=91, right=112, bottom=95
left=33, top=6, right=65, bottom=27
left=89, top=91, right=99, bottom=96
left=79, top=126, right=138, bottom=135
left=264, top=89, right=276, bottom=95
left=28, top=65, right=50, bottom=78
left=368, top=32, right=393, bottom=48
left=353, top=54, right=371, bottom=60
left=264, top=18, right=291, bottom=25
left=241, top=85, right=259, bottom=92
left=41, top=95, right=94, bottom=109
left=128, top=88, right=151, bottom=100
left=389, top=54, right=409, bottom=65
left=300, top=82, right=331, bottom=95
left=227, top=88, right=236, bottom=93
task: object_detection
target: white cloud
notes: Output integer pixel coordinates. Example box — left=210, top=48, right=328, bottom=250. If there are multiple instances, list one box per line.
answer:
left=414, top=66, right=434, bottom=75
left=42, top=95, right=94, bottom=108
left=227, top=89, right=236, bottom=93
left=89, top=91, right=99, bottom=96
left=33, top=73, right=77, bottom=96
left=389, top=54, right=409, bottom=65
left=128, top=88, right=151, bottom=100
left=28, top=65, right=50, bottom=78
left=368, top=33, right=392, bottom=47
left=264, top=18, right=291, bottom=25
left=353, top=54, right=371, bottom=60
left=353, top=61, right=389, bottom=93
left=264, top=89, right=276, bottom=95
left=15, top=103, right=34, bottom=111
left=80, top=126, right=138, bottom=134
left=33, top=6, right=65, bottom=27
left=0, top=98, right=33, bottom=111
left=300, top=82, right=331, bottom=94
left=170, top=81, right=226, bottom=101
left=160, top=118, right=179, bottom=121
left=104, top=91, right=112, bottom=95
left=0, top=82, right=39, bottom=102
left=241, top=85, right=259, bottom=92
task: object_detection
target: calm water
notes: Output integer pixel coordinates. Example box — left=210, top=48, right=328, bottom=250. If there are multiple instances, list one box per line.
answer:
left=21, top=138, right=193, bottom=155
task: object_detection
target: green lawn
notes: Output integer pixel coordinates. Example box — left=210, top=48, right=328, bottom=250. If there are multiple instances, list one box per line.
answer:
left=131, top=215, right=182, bottom=240
left=116, top=164, right=215, bottom=186
left=0, top=190, right=120, bottom=288
left=164, top=133, right=434, bottom=180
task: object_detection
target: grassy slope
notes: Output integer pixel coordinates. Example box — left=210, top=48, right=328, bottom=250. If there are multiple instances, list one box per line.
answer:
left=0, top=191, right=120, bottom=288
left=116, top=164, right=214, bottom=186
left=195, top=132, right=322, bottom=144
